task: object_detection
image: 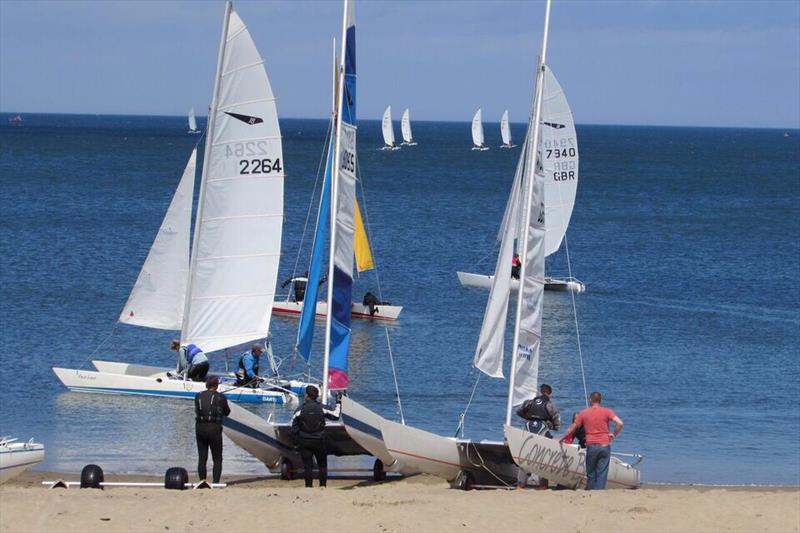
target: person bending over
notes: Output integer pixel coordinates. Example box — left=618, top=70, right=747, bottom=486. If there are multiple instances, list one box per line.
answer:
left=171, top=340, right=209, bottom=382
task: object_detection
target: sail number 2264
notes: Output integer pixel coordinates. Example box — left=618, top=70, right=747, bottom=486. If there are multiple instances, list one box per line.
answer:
left=224, top=142, right=282, bottom=175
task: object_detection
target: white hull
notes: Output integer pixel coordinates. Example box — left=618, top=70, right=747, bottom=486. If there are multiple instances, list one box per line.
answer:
left=0, top=438, right=44, bottom=484
left=456, top=271, right=586, bottom=293
left=504, top=425, right=641, bottom=489
left=53, top=361, right=302, bottom=404
left=400, top=141, right=417, bottom=146
left=380, top=419, right=518, bottom=486
left=380, top=145, right=401, bottom=151
left=272, top=300, right=402, bottom=321
left=499, top=143, right=516, bottom=148
left=471, top=145, right=490, bottom=151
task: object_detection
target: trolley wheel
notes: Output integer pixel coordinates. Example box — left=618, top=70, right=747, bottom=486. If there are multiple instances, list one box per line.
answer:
left=372, top=459, right=386, bottom=482
left=164, top=467, right=189, bottom=490
left=80, top=464, right=104, bottom=489
left=454, top=470, right=475, bottom=491
left=280, top=457, right=294, bottom=481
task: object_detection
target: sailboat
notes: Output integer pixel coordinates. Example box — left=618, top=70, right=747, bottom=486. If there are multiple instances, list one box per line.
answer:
left=457, top=69, right=585, bottom=293
left=500, top=109, right=515, bottom=148
left=358, top=0, right=639, bottom=490
left=53, top=2, right=306, bottom=405
left=381, top=105, right=400, bottom=150
left=400, top=108, right=417, bottom=146
left=0, top=436, right=44, bottom=484
left=471, top=108, right=489, bottom=151
left=187, top=107, right=200, bottom=134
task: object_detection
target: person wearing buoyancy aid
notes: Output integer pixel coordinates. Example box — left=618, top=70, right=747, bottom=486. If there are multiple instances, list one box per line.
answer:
left=235, top=344, right=262, bottom=387
left=194, top=375, right=231, bottom=483
left=171, top=339, right=209, bottom=382
left=515, top=383, right=561, bottom=490
left=291, top=385, right=327, bottom=488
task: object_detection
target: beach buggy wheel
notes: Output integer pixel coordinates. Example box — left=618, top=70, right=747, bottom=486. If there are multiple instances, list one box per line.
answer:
left=454, top=470, right=475, bottom=491
left=80, top=464, right=104, bottom=489
left=164, top=467, right=189, bottom=490
left=372, top=459, right=386, bottom=482
left=280, top=458, right=294, bottom=481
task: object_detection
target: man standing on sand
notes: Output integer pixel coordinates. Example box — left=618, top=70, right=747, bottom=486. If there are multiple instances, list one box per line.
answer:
left=560, top=391, right=624, bottom=490
left=194, top=376, right=231, bottom=484
left=291, top=385, right=327, bottom=488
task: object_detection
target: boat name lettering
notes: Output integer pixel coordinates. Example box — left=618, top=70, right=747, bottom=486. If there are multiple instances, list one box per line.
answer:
left=225, top=141, right=269, bottom=158
left=519, top=438, right=585, bottom=484
left=553, top=171, right=576, bottom=181
left=239, top=158, right=282, bottom=175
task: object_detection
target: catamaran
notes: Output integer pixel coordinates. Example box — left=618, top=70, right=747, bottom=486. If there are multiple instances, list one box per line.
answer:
left=0, top=436, right=44, bottom=484
left=400, top=108, right=417, bottom=146
left=53, top=2, right=305, bottom=405
left=457, top=69, right=585, bottom=293
left=500, top=109, right=515, bottom=148
left=471, top=108, right=489, bottom=151
left=381, top=105, right=400, bottom=150
left=187, top=107, right=200, bottom=134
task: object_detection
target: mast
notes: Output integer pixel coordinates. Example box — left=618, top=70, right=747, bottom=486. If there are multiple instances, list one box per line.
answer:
left=180, top=0, right=232, bottom=342
left=322, top=0, right=350, bottom=403
left=505, top=0, right=551, bottom=426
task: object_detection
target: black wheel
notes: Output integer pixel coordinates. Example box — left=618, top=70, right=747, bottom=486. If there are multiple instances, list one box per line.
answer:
left=164, top=467, right=189, bottom=490
left=372, top=459, right=386, bottom=482
left=80, top=464, right=104, bottom=489
left=454, top=470, right=475, bottom=491
left=280, top=458, right=294, bottom=481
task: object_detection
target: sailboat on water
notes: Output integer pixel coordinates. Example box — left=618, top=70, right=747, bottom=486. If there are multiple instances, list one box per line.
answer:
left=187, top=107, right=200, bottom=134
left=53, top=2, right=306, bottom=405
left=500, top=109, right=515, bottom=148
left=380, top=105, right=400, bottom=150
left=400, top=108, right=417, bottom=146
left=457, top=69, right=585, bottom=293
left=471, top=108, right=489, bottom=150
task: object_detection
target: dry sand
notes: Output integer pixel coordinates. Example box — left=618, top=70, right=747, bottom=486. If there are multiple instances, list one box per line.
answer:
left=1, top=471, right=798, bottom=533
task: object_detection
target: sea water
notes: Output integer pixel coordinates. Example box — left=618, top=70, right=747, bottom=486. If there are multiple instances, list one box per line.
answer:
left=0, top=114, right=798, bottom=485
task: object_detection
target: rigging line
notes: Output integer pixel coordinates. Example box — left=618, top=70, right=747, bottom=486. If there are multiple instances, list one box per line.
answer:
left=290, top=117, right=334, bottom=281
left=455, top=371, right=481, bottom=437
left=78, top=323, right=120, bottom=370
left=562, top=232, right=588, bottom=406
left=384, top=328, right=405, bottom=424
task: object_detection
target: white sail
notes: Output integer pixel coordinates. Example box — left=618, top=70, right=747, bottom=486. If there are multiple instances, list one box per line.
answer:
left=119, top=148, right=197, bottom=330
left=188, top=107, right=197, bottom=132
left=471, top=108, right=484, bottom=147
left=401, top=108, right=413, bottom=143
left=500, top=109, right=511, bottom=146
left=182, top=7, right=284, bottom=353
left=541, top=68, right=579, bottom=257
left=382, top=105, right=395, bottom=147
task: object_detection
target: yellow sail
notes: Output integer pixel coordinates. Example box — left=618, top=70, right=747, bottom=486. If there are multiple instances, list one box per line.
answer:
left=353, top=198, right=374, bottom=272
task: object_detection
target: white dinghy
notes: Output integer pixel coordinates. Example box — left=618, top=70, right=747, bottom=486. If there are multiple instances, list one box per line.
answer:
left=0, top=437, right=44, bottom=484
left=500, top=109, right=515, bottom=148
left=272, top=298, right=402, bottom=321
left=187, top=107, right=200, bottom=134
left=471, top=108, right=489, bottom=150
left=381, top=105, right=400, bottom=150
left=457, top=67, right=585, bottom=293
left=400, top=108, right=417, bottom=146
left=53, top=2, right=302, bottom=405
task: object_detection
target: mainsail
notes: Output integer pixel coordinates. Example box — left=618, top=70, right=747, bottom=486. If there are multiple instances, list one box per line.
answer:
left=471, top=108, right=484, bottom=147
left=119, top=148, right=197, bottom=330
left=500, top=110, right=512, bottom=146
left=401, top=108, right=413, bottom=143
left=188, top=107, right=198, bottom=132
left=181, top=6, right=284, bottom=353
left=381, top=105, right=395, bottom=147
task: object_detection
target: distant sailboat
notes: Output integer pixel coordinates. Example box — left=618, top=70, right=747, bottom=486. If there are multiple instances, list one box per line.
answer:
left=187, top=107, right=200, bottom=134
left=471, top=108, right=489, bottom=150
left=400, top=108, right=417, bottom=146
left=500, top=109, right=515, bottom=148
left=381, top=105, right=400, bottom=150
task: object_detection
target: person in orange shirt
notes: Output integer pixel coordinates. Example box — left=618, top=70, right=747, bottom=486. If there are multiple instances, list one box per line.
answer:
left=559, top=391, right=624, bottom=490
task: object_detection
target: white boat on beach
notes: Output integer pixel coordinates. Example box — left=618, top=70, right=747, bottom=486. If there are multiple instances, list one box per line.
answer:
left=400, top=108, right=417, bottom=146
left=381, top=105, right=400, bottom=150
left=471, top=108, right=489, bottom=150
left=456, top=271, right=585, bottom=293
left=0, top=437, right=44, bottom=484
left=53, top=2, right=304, bottom=405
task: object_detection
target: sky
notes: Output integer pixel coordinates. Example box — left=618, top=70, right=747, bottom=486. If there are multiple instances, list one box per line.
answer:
left=1, top=0, right=798, bottom=128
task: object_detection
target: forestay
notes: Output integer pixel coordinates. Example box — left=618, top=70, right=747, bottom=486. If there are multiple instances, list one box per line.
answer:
left=401, top=108, right=413, bottom=143
left=471, top=108, right=484, bottom=146
left=182, top=7, right=284, bottom=353
left=500, top=109, right=512, bottom=146
left=119, top=148, right=197, bottom=330
left=381, top=106, right=395, bottom=146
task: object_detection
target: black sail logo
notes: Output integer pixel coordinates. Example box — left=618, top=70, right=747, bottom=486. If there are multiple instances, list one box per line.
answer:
left=224, top=111, right=263, bottom=125
left=543, top=121, right=565, bottom=129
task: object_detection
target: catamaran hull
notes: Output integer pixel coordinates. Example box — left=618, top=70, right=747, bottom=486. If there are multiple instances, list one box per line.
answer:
left=272, top=300, right=402, bottom=321
left=471, top=146, right=490, bottom=151
left=504, top=425, right=641, bottom=489
left=456, top=271, right=586, bottom=293
left=53, top=361, right=300, bottom=404
left=380, top=419, right=518, bottom=486
left=0, top=439, right=44, bottom=484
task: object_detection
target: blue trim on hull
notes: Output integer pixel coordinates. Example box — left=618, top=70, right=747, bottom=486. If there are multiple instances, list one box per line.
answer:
left=340, top=413, right=382, bottom=439
left=222, top=418, right=294, bottom=454
left=65, top=385, right=284, bottom=404
left=0, top=459, right=42, bottom=471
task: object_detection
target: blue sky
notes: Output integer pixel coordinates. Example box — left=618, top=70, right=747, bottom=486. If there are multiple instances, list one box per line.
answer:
left=1, top=0, right=798, bottom=128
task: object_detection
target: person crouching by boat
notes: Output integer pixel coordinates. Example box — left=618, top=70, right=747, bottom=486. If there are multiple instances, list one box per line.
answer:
left=235, top=344, right=262, bottom=387
left=515, top=383, right=561, bottom=490
left=171, top=340, right=209, bottom=382
left=194, top=375, right=230, bottom=484
left=291, top=385, right=327, bottom=488
left=559, top=391, right=624, bottom=490
left=563, top=412, right=586, bottom=448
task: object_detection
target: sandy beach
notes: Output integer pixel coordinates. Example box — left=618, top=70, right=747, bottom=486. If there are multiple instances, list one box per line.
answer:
left=1, top=471, right=797, bottom=533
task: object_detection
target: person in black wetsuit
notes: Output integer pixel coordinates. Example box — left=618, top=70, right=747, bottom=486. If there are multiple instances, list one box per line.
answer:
left=194, top=375, right=231, bottom=483
left=291, top=385, right=327, bottom=488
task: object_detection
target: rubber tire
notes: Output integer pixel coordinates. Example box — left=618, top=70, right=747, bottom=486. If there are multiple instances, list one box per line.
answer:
left=455, top=470, right=475, bottom=491
left=80, top=464, right=104, bottom=489
left=164, top=467, right=189, bottom=490
left=280, top=458, right=294, bottom=481
left=372, top=459, right=386, bottom=482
